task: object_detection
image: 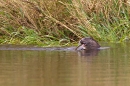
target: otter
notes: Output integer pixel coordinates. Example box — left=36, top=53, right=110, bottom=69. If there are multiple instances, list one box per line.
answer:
left=75, top=37, right=100, bottom=50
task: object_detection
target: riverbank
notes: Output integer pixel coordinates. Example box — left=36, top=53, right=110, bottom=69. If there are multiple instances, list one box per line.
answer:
left=0, top=0, right=130, bottom=46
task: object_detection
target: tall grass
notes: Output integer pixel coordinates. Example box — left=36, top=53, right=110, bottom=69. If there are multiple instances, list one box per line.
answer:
left=0, top=0, right=130, bottom=46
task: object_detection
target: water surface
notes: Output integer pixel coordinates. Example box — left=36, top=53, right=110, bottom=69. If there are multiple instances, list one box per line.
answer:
left=0, top=43, right=130, bottom=86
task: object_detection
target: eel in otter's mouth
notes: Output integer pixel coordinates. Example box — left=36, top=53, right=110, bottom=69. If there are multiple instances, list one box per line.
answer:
left=75, top=44, right=87, bottom=50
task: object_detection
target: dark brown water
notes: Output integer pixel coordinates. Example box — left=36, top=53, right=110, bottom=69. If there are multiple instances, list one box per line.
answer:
left=0, top=43, right=130, bottom=86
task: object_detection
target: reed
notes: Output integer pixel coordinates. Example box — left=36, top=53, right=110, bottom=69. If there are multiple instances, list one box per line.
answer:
left=0, top=0, right=130, bottom=46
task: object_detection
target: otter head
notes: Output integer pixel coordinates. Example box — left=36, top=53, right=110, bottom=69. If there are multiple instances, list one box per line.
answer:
left=75, top=37, right=100, bottom=50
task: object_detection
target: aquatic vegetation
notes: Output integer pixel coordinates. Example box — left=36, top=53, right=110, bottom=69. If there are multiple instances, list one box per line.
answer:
left=0, top=0, right=130, bottom=46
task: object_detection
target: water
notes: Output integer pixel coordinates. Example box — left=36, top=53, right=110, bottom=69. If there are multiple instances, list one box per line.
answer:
left=0, top=43, right=130, bottom=86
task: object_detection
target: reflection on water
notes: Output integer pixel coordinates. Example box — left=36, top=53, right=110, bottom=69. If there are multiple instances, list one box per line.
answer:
left=78, top=49, right=100, bottom=56
left=0, top=43, right=130, bottom=86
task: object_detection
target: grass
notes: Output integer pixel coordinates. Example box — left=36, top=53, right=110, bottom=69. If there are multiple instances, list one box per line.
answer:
left=0, top=0, right=130, bottom=46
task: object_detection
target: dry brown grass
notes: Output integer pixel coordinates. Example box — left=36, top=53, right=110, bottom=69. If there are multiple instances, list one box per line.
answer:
left=0, top=0, right=82, bottom=39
